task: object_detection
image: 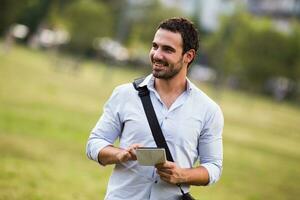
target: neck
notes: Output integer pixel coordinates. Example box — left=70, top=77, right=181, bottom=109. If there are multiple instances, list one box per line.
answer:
left=154, top=70, right=187, bottom=96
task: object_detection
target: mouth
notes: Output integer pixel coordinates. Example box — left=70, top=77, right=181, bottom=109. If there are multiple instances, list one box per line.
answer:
left=152, top=60, right=168, bottom=68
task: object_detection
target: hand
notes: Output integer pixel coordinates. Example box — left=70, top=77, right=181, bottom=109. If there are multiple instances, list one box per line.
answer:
left=155, top=161, right=187, bottom=184
left=116, top=144, right=142, bottom=163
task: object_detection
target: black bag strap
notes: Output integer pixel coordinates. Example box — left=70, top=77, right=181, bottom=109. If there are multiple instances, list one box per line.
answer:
left=133, top=78, right=174, bottom=162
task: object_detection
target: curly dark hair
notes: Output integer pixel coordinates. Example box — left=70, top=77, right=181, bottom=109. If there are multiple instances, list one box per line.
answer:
left=157, top=17, right=199, bottom=54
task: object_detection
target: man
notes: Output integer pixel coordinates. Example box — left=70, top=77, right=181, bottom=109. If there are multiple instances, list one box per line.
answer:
left=86, top=17, right=223, bottom=200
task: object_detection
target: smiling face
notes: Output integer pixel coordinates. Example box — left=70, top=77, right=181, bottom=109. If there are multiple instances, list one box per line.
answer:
left=149, top=28, right=186, bottom=80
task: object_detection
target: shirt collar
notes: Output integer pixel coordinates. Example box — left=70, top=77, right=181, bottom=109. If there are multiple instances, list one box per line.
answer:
left=138, top=74, right=193, bottom=95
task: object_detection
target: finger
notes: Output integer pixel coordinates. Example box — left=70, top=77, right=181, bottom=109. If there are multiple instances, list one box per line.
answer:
left=157, top=168, right=172, bottom=175
left=118, top=151, right=131, bottom=162
left=155, top=162, right=165, bottom=168
left=158, top=173, right=171, bottom=183
left=128, top=147, right=137, bottom=154
left=131, top=143, right=143, bottom=148
left=126, top=150, right=138, bottom=161
left=127, top=148, right=137, bottom=160
left=155, top=163, right=172, bottom=170
left=158, top=171, right=177, bottom=184
left=155, top=161, right=171, bottom=168
left=164, top=161, right=175, bottom=168
left=126, top=146, right=137, bottom=156
left=157, top=170, right=171, bottom=177
left=128, top=151, right=137, bottom=160
left=128, top=144, right=143, bottom=160
left=127, top=143, right=143, bottom=151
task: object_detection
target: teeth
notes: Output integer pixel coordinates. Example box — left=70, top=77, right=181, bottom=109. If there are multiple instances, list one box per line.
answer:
left=154, top=62, right=166, bottom=67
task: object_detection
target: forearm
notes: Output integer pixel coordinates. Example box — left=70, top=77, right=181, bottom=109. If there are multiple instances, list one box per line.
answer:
left=98, top=145, right=124, bottom=166
left=181, top=166, right=209, bottom=186
left=98, top=144, right=141, bottom=166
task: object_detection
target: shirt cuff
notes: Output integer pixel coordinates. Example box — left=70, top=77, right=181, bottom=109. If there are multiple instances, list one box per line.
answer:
left=86, top=140, right=112, bottom=164
left=201, top=163, right=222, bottom=185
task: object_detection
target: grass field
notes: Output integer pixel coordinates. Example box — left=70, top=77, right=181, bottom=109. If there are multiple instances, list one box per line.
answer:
left=0, top=45, right=299, bottom=200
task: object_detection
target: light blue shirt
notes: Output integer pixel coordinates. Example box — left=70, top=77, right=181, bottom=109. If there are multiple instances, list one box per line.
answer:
left=86, top=75, right=224, bottom=200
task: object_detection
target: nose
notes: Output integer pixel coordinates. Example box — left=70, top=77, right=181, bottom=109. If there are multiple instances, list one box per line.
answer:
left=152, top=48, right=163, bottom=61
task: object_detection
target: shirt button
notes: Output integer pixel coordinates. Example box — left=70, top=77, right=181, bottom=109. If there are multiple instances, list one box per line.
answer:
left=154, top=180, right=158, bottom=184
left=164, top=117, right=168, bottom=120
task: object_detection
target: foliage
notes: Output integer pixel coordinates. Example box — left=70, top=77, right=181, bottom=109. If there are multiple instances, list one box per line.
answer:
left=0, top=0, right=185, bottom=54
left=0, top=0, right=73, bottom=38
left=204, top=12, right=300, bottom=97
left=0, top=0, right=41, bottom=35
left=63, top=0, right=113, bottom=54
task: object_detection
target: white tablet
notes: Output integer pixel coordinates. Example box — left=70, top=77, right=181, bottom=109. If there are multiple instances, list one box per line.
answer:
left=136, top=147, right=166, bottom=166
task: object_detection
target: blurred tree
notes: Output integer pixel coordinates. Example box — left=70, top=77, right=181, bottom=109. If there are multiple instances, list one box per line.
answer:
left=100, top=0, right=127, bottom=43
left=46, top=0, right=75, bottom=28
left=0, top=0, right=34, bottom=35
left=205, top=12, right=300, bottom=99
left=63, top=0, right=113, bottom=54
left=231, top=19, right=290, bottom=90
left=17, top=0, right=52, bottom=41
left=0, top=0, right=73, bottom=38
left=289, top=22, right=300, bottom=81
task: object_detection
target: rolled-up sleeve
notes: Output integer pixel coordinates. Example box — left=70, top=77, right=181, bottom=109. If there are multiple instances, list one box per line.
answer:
left=198, top=105, right=224, bottom=185
left=86, top=87, right=122, bottom=162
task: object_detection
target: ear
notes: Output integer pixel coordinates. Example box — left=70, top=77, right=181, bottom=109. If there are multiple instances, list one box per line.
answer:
left=183, top=49, right=196, bottom=64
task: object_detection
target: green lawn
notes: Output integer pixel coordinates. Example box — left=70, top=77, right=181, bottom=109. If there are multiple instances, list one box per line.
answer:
left=0, top=45, right=299, bottom=200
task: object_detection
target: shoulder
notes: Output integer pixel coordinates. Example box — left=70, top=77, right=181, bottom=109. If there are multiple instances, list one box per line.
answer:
left=109, top=82, right=138, bottom=102
left=191, top=83, right=219, bottom=108
left=189, top=82, right=223, bottom=119
left=104, top=82, right=139, bottom=111
left=113, top=82, right=136, bottom=94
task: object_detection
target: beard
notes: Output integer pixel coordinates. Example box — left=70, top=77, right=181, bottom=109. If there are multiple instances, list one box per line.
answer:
left=151, top=58, right=183, bottom=80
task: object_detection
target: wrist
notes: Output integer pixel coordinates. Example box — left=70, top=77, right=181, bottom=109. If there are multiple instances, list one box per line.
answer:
left=179, top=168, right=189, bottom=184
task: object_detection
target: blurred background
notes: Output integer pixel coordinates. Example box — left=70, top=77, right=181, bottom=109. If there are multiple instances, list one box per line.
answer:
left=0, top=0, right=299, bottom=199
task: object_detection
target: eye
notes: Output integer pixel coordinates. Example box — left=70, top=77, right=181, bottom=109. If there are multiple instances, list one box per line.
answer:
left=152, top=43, right=158, bottom=50
left=163, top=46, right=175, bottom=53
